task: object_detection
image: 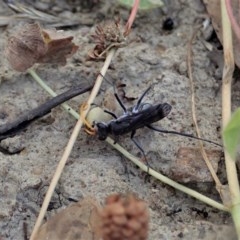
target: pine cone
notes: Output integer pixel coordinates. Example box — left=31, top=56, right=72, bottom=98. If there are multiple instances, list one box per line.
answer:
left=100, top=194, right=149, bottom=240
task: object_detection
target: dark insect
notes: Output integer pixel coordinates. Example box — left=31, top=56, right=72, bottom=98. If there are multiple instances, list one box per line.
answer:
left=93, top=85, right=221, bottom=161
left=162, top=17, right=174, bottom=31
left=166, top=207, right=182, bottom=217
left=191, top=207, right=209, bottom=219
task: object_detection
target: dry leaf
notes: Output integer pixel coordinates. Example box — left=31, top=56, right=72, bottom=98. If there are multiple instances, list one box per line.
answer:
left=5, top=23, right=47, bottom=72
left=34, top=197, right=101, bottom=240
left=5, top=22, right=78, bottom=72
left=203, top=0, right=240, bottom=68
left=38, top=28, right=79, bottom=65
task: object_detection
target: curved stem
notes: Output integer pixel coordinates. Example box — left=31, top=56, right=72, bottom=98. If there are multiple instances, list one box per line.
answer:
left=187, top=27, right=223, bottom=192
left=105, top=138, right=228, bottom=212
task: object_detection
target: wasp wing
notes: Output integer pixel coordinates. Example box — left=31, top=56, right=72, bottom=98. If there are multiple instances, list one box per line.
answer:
left=110, top=103, right=171, bottom=136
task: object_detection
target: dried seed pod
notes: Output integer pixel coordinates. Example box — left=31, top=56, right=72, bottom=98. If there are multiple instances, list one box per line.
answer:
left=5, top=22, right=78, bottom=72
left=5, top=23, right=47, bottom=72
left=88, top=19, right=126, bottom=60
left=100, top=194, right=149, bottom=240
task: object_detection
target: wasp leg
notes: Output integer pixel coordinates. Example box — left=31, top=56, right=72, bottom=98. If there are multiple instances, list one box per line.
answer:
left=98, top=72, right=127, bottom=113
left=113, top=136, right=119, bottom=144
left=114, top=92, right=127, bottom=113
left=104, top=110, right=118, bottom=119
left=90, top=103, right=117, bottom=118
left=130, top=130, right=150, bottom=172
left=80, top=102, right=96, bottom=135
left=147, top=125, right=222, bottom=147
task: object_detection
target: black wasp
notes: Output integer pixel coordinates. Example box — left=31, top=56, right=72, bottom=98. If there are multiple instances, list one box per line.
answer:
left=91, top=85, right=221, bottom=160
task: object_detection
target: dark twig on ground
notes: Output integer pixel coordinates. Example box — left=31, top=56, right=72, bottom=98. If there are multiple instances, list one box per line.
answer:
left=0, top=83, right=92, bottom=144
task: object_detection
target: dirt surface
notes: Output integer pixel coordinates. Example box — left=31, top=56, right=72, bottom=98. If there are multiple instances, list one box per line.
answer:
left=0, top=0, right=239, bottom=239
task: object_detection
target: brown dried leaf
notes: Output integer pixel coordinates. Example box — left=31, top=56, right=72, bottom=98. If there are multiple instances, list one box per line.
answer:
left=34, top=197, right=101, bottom=240
left=5, top=23, right=47, bottom=72
left=203, top=0, right=240, bottom=68
left=5, top=22, right=78, bottom=72
left=38, top=28, right=79, bottom=65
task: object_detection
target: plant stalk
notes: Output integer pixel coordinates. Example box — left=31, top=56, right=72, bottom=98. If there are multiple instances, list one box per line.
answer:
left=28, top=69, right=80, bottom=119
left=30, top=49, right=116, bottom=240
left=221, top=0, right=240, bottom=236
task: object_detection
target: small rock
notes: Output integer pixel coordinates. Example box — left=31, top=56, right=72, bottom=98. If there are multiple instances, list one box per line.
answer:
left=137, top=51, right=160, bottom=65
left=178, top=62, right=187, bottom=75
left=21, top=177, right=42, bottom=190
left=31, top=166, right=44, bottom=176
left=35, top=197, right=101, bottom=240
left=170, top=147, right=222, bottom=182
left=0, top=136, right=25, bottom=154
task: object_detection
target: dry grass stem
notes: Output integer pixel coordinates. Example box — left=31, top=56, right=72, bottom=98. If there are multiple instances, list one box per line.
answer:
left=28, top=69, right=79, bottom=119
left=30, top=49, right=116, bottom=240
left=106, top=138, right=228, bottom=212
left=221, top=0, right=240, bottom=236
left=124, top=0, right=140, bottom=35
left=187, top=27, right=223, bottom=190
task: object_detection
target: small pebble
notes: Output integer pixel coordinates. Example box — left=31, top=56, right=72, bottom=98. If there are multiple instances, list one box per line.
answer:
left=0, top=136, right=25, bottom=154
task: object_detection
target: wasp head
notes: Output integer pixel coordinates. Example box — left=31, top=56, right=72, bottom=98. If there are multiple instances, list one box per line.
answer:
left=96, top=122, right=110, bottom=140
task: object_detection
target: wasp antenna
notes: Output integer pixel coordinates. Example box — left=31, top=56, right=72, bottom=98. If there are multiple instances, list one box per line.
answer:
left=134, top=83, right=159, bottom=111
left=98, top=72, right=127, bottom=113
left=134, top=85, right=152, bottom=111
left=98, top=72, right=115, bottom=88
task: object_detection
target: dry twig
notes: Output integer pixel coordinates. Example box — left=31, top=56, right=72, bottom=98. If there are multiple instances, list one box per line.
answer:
left=187, top=26, right=223, bottom=194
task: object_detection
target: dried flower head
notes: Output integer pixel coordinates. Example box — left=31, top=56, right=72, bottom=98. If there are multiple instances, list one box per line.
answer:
left=5, top=22, right=78, bottom=72
left=88, top=19, right=127, bottom=60
left=100, top=194, right=149, bottom=240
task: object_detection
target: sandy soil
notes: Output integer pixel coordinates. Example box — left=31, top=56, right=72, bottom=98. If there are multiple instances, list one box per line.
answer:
left=0, top=0, right=239, bottom=239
